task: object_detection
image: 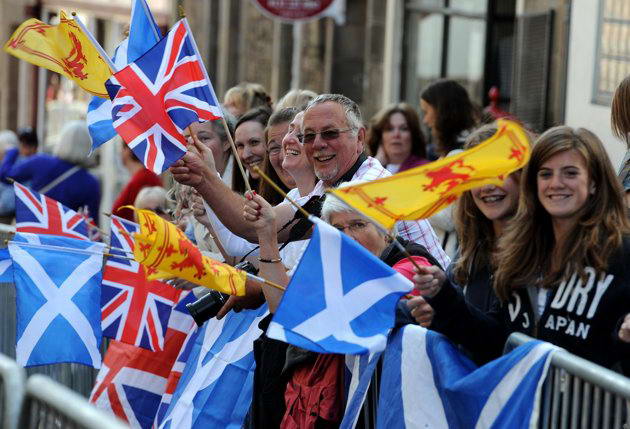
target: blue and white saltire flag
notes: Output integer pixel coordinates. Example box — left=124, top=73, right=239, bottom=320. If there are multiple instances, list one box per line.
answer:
left=158, top=304, right=269, bottom=429
left=86, top=0, right=161, bottom=151
left=341, top=351, right=383, bottom=429
left=9, top=232, right=106, bottom=367
left=267, top=216, right=412, bottom=354
left=0, top=247, right=13, bottom=283
left=354, top=325, right=557, bottom=429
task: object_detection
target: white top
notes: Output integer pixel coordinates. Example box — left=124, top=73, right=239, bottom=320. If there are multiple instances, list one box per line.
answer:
left=282, top=156, right=451, bottom=270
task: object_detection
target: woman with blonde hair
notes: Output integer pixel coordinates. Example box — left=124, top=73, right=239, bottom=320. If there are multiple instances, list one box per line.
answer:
left=409, top=126, right=630, bottom=370
left=223, top=82, right=272, bottom=118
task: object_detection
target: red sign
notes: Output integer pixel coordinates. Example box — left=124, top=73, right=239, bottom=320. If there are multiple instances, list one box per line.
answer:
left=252, top=0, right=336, bottom=21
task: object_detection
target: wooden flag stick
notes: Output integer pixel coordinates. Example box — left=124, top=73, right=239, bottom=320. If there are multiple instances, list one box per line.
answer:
left=221, top=118, right=252, bottom=192
left=253, top=166, right=310, bottom=219
left=178, top=18, right=252, bottom=193
left=246, top=272, right=286, bottom=291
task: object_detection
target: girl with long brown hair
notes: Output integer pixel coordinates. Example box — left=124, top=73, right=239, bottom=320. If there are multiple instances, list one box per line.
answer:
left=449, top=123, right=525, bottom=314
left=408, top=126, right=630, bottom=369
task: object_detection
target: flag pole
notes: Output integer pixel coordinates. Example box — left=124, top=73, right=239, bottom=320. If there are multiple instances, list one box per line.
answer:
left=252, top=166, right=311, bottom=219
left=185, top=125, right=233, bottom=262
left=181, top=18, right=252, bottom=193
left=71, top=12, right=118, bottom=72
left=325, top=191, right=426, bottom=273
left=246, top=272, right=285, bottom=291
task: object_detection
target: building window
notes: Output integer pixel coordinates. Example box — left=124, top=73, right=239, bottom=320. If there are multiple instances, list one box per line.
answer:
left=593, top=0, right=630, bottom=105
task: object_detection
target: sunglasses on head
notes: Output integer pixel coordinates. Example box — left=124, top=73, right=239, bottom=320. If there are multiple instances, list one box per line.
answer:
left=300, top=128, right=354, bottom=144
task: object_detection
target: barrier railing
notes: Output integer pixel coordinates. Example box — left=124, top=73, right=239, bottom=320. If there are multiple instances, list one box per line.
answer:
left=0, top=353, right=26, bottom=429
left=505, top=332, right=630, bottom=428
left=18, top=374, right=128, bottom=429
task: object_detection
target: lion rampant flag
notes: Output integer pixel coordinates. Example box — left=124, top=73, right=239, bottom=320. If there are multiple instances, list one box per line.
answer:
left=131, top=208, right=246, bottom=296
left=328, top=119, right=531, bottom=229
left=4, top=11, right=113, bottom=98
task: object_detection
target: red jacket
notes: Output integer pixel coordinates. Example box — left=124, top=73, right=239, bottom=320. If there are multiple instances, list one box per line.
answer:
left=281, top=353, right=345, bottom=429
left=112, top=168, right=162, bottom=221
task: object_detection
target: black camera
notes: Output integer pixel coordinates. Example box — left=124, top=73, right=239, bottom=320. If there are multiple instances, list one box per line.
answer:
left=186, top=290, right=229, bottom=327
left=234, top=260, right=259, bottom=275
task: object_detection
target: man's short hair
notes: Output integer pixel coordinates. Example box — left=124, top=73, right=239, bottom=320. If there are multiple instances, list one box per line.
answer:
left=17, top=126, right=38, bottom=148
left=305, top=94, right=363, bottom=135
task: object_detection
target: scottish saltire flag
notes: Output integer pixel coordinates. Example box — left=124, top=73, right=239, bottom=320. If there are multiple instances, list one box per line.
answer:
left=14, top=182, right=90, bottom=240
left=87, top=0, right=161, bottom=150
left=101, top=215, right=181, bottom=351
left=0, top=247, right=13, bottom=283
left=9, top=232, right=106, bottom=367
left=90, top=291, right=195, bottom=428
left=267, top=216, right=412, bottom=354
left=341, top=352, right=382, bottom=429
left=106, top=18, right=223, bottom=174
left=351, top=325, right=556, bottom=429
left=158, top=304, right=269, bottom=429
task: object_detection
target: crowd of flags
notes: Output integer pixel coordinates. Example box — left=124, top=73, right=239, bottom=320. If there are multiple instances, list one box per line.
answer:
left=0, top=0, right=551, bottom=427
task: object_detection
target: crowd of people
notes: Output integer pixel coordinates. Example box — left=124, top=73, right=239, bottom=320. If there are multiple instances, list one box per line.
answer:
left=3, top=77, right=630, bottom=427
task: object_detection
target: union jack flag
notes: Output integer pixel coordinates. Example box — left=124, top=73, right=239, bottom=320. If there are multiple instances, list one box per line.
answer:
left=101, top=215, right=181, bottom=351
left=14, top=182, right=90, bottom=241
left=90, top=291, right=195, bottom=429
left=106, top=18, right=222, bottom=174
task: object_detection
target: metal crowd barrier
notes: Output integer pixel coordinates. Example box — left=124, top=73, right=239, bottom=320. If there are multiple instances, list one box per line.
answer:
left=505, top=332, right=630, bottom=429
left=0, top=352, right=26, bottom=429
left=19, top=374, right=128, bottom=429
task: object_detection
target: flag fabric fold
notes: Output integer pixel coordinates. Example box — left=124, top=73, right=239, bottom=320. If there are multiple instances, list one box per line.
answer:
left=4, top=10, right=113, bottom=97
left=101, top=215, right=181, bottom=351
left=14, top=182, right=92, bottom=241
left=158, top=304, right=269, bottom=429
left=328, top=119, right=531, bottom=228
left=131, top=208, right=246, bottom=296
left=266, top=216, right=412, bottom=354
left=367, top=325, right=556, bottom=429
left=87, top=0, right=162, bottom=150
left=106, top=18, right=223, bottom=174
left=10, top=232, right=106, bottom=367
left=90, top=290, right=195, bottom=428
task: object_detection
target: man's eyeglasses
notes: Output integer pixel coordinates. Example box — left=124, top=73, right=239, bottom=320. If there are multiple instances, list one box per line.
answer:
left=333, top=220, right=369, bottom=234
left=300, top=128, right=354, bottom=144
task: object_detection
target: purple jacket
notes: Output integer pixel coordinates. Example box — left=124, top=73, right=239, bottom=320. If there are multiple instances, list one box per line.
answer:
left=399, top=154, right=429, bottom=172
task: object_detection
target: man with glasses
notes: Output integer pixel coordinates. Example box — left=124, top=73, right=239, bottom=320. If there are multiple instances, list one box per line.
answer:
left=170, top=93, right=448, bottom=268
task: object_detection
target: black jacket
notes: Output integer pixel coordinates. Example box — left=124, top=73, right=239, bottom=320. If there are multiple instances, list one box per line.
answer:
left=427, top=237, right=630, bottom=370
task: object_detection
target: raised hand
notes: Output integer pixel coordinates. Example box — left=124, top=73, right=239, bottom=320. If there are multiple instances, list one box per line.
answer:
left=412, top=265, right=446, bottom=298
left=243, top=191, right=276, bottom=239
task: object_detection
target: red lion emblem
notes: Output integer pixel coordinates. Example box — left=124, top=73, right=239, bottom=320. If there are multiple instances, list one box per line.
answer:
left=170, top=236, right=206, bottom=280
left=422, top=160, right=475, bottom=195
left=61, top=32, right=88, bottom=80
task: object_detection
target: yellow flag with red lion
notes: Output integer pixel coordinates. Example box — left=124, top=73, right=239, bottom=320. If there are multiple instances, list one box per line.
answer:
left=131, top=208, right=246, bottom=296
left=4, top=11, right=113, bottom=98
left=328, top=119, right=531, bottom=229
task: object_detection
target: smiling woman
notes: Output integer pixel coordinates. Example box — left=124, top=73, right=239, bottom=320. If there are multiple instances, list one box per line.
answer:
left=408, top=126, right=630, bottom=371
left=232, top=106, right=271, bottom=194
